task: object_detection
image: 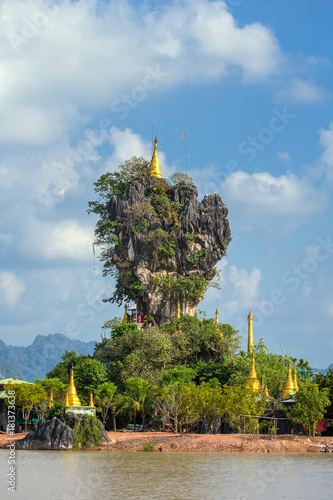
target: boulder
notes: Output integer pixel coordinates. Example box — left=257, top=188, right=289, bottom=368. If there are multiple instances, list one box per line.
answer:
left=16, top=417, right=75, bottom=450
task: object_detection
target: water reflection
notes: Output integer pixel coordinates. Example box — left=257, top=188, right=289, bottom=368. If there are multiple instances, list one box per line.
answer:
left=0, top=450, right=332, bottom=500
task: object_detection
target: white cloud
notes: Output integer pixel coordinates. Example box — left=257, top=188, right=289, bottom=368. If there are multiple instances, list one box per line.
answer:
left=278, top=152, right=290, bottom=162
left=277, top=78, right=326, bottom=104
left=203, top=260, right=261, bottom=318
left=221, top=171, right=327, bottom=215
left=0, top=0, right=283, bottom=145
left=314, top=122, right=333, bottom=183
left=0, top=270, right=25, bottom=307
left=22, top=219, right=94, bottom=261
left=319, top=123, right=333, bottom=170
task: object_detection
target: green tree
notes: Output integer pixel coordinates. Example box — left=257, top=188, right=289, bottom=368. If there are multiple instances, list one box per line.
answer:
left=287, top=382, right=330, bottom=437
left=45, top=401, right=65, bottom=420
left=94, top=315, right=241, bottom=389
left=87, top=157, right=151, bottom=294
left=31, top=384, right=48, bottom=421
left=221, top=384, right=267, bottom=434
left=35, top=377, right=67, bottom=402
left=95, top=382, right=119, bottom=430
left=169, top=172, right=194, bottom=186
left=5, top=382, right=37, bottom=432
left=155, top=383, right=199, bottom=433
left=192, top=380, right=224, bottom=433
left=161, top=366, right=196, bottom=386
left=46, top=351, right=90, bottom=383
left=74, top=358, right=108, bottom=404
left=314, top=368, right=333, bottom=407
left=102, top=319, right=138, bottom=339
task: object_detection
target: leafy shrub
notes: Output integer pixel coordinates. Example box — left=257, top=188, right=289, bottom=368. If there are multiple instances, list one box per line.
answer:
left=73, top=415, right=103, bottom=449
left=143, top=441, right=155, bottom=451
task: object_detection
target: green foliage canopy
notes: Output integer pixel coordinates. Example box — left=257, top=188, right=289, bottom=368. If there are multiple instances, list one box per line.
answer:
left=288, top=382, right=330, bottom=436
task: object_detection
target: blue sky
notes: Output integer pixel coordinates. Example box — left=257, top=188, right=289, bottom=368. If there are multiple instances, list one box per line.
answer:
left=0, top=0, right=333, bottom=368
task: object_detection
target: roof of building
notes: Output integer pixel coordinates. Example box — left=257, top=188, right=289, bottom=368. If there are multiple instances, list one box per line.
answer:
left=0, top=378, right=34, bottom=385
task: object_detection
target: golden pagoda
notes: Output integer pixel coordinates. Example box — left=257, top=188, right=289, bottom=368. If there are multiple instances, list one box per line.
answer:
left=246, top=352, right=262, bottom=392
left=215, top=306, right=219, bottom=327
left=262, top=381, right=270, bottom=398
left=280, top=361, right=295, bottom=400
left=49, top=391, right=53, bottom=408
left=150, top=137, right=162, bottom=178
left=89, top=392, right=95, bottom=408
left=122, top=304, right=129, bottom=324
left=65, top=368, right=81, bottom=407
left=247, top=310, right=253, bottom=354
left=293, top=366, right=299, bottom=393
left=176, top=300, right=181, bottom=319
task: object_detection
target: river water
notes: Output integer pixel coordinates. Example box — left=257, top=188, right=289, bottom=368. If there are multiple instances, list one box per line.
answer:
left=0, top=450, right=332, bottom=500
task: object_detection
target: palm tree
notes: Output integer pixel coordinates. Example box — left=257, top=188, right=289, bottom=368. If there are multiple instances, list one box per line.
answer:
left=119, top=378, right=158, bottom=431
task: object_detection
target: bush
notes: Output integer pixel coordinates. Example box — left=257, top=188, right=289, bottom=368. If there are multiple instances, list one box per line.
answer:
left=143, top=441, right=155, bottom=452
left=73, top=415, right=103, bottom=449
left=45, top=401, right=65, bottom=420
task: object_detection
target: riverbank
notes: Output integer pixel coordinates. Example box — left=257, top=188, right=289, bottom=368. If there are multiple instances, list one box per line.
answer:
left=1, top=431, right=332, bottom=453
left=100, top=431, right=333, bottom=453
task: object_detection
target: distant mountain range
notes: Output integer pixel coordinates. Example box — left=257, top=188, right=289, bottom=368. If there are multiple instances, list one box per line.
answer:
left=311, top=364, right=333, bottom=375
left=0, top=333, right=96, bottom=382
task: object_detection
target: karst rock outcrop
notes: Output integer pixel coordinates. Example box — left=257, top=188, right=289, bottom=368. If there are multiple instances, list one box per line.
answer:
left=16, top=417, right=76, bottom=450
left=107, top=174, right=230, bottom=324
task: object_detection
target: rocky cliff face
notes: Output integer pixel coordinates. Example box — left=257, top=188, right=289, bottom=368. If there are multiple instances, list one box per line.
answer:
left=108, top=176, right=230, bottom=323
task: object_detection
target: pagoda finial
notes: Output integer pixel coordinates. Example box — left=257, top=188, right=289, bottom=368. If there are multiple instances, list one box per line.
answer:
left=67, top=368, right=81, bottom=407
left=263, top=381, right=270, bottom=398
left=246, top=351, right=262, bottom=392
left=150, top=137, right=162, bottom=178
left=215, top=304, right=219, bottom=327
left=293, top=366, right=299, bottom=393
left=122, top=304, right=129, bottom=324
left=49, top=391, right=54, bottom=408
left=280, top=360, right=295, bottom=400
left=247, top=310, right=253, bottom=355
left=89, top=392, right=95, bottom=408
left=176, top=300, right=181, bottom=319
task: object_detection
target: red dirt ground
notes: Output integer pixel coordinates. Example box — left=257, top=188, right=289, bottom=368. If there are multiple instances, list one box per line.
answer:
left=1, top=431, right=332, bottom=453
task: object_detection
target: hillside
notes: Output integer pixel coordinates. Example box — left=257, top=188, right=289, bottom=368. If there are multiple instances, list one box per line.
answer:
left=0, top=333, right=95, bottom=382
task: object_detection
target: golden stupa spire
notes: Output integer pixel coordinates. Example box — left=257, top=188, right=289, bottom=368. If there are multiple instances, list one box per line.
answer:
left=49, top=391, right=53, bottom=408
left=215, top=305, right=219, bottom=327
left=263, top=381, right=270, bottom=398
left=247, top=310, right=253, bottom=354
left=176, top=300, right=181, bottom=319
left=246, top=351, right=262, bottom=392
left=293, top=366, right=299, bottom=393
left=89, top=392, right=95, bottom=408
left=122, top=304, right=128, bottom=324
left=150, top=137, right=162, bottom=178
left=66, top=368, right=81, bottom=407
left=280, top=361, right=295, bottom=400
